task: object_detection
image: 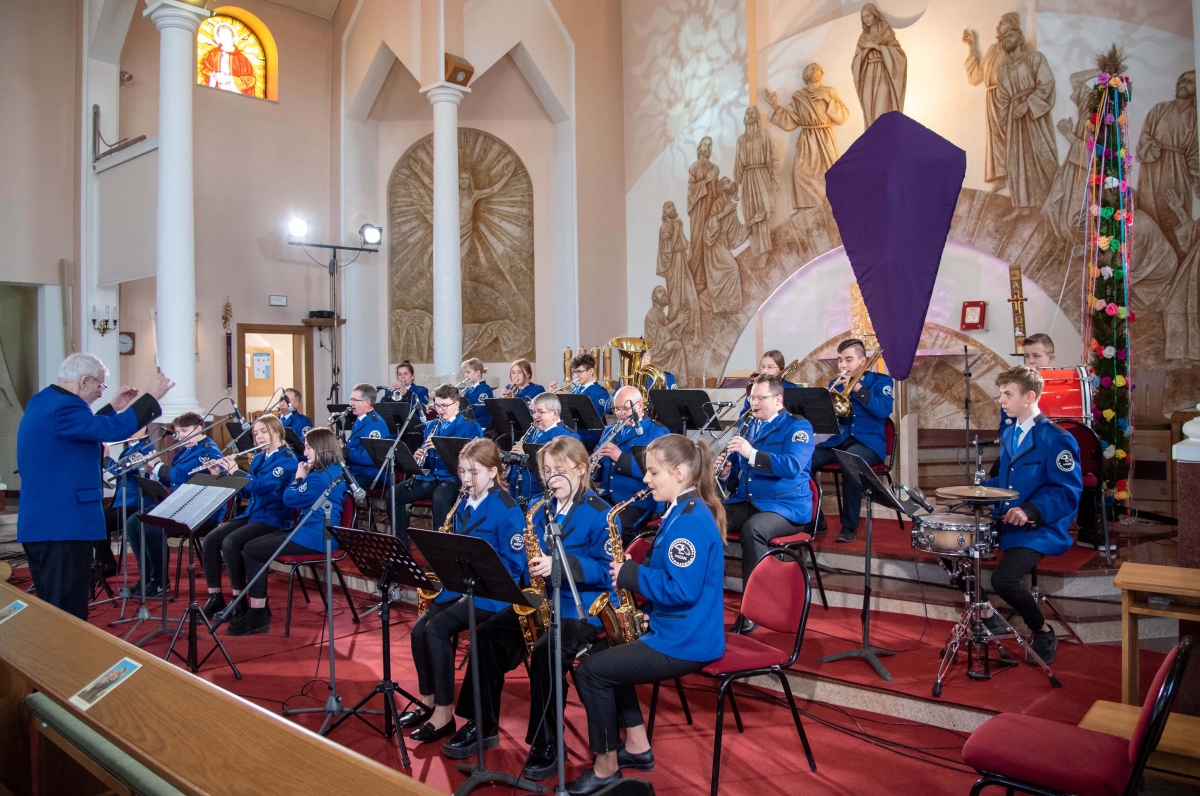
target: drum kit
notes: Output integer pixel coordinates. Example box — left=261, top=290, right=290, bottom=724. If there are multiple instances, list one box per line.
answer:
left=909, top=483, right=1062, bottom=697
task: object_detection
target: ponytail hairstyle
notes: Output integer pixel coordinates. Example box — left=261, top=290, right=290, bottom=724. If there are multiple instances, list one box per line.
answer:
left=645, top=434, right=727, bottom=540
left=458, top=438, right=505, bottom=489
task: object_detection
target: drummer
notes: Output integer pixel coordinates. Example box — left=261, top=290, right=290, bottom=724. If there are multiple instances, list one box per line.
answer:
left=999, top=334, right=1055, bottom=434
left=981, top=365, right=1081, bottom=666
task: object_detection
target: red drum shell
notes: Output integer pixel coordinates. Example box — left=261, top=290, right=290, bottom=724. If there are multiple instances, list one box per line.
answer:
left=1038, top=366, right=1091, bottom=426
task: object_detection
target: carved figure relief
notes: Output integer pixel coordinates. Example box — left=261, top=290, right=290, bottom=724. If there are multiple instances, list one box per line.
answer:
left=687, top=136, right=720, bottom=311
left=851, top=4, right=906, bottom=128
left=1136, top=71, right=1199, bottom=253
left=657, top=201, right=700, bottom=342
left=995, top=22, right=1059, bottom=218
left=962, top=13, right=1021, bottom=190
left=764, top=63, right=849, bottom=210
left=643, top=285, right=689, bottom=385
left=733, top=107, right=779, bottom=256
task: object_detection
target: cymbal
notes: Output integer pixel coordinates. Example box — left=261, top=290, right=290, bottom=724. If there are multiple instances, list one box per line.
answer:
left=935, top=485, right=1019, bottom=502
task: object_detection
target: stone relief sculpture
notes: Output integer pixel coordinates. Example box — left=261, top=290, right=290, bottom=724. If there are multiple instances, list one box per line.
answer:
left=1137, top=71, right=1199, bottom=253
left=701, top=205, right=744, bottom=314
left=388, top=128, right=534, bottom=364
left=764, top=63, right=849, bottom=211
left=1042, top=68, right=1098, bottom=241
left=1156, top=190, right=1200, bottom=360
left=733, top=107, right=779, bottom=256
left=851, top=3, right=906, bottom=128
left=962, top=13, right=1021, bottom=190
left=657, top=201, right=700, bottom=341
left=995, top=20, right=1058, bottom=219
left=643, top=285, right=689, bottom=385
left=687, top=136, right=720, bottom=310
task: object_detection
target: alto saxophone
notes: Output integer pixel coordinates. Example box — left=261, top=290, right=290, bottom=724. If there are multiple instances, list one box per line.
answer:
left=416, top=485, right=467, bottom=615
left=513, top=497, right=551, bottom=653
left=588, top=489, right=650, bottom=646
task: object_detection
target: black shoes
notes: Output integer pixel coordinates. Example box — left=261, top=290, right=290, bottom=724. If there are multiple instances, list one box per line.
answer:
left=398, top=704, right=433, bottom=729
left=836, top=527, right=858, bottom=543
left=616, top=745, right=655, bottom=772
left=130, top=581, right=167, bottom=599
left=228, top=605, right=271, bottom=636
left=411, top=718, right=456, bottom=744
left=441, top=720, right=498, bottom=758
left=523, top=742, right=558, bottom=780
left=566, top=767, right=623, bottom=795
left=202, top=593, right=227, bottom=618
left=1028, top=628, right=1058, bottom=665
left=729, top=615, right=757, bottom=635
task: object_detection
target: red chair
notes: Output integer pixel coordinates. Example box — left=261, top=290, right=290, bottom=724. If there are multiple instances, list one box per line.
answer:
left=962, top=637, right=1192, bottom=796
left=766, top=477, right=828, bottom=610
left=647, top=547, right=817, bottom=796
left=278, top=495, right=363, bottom=637
left=1057, top=419, right=1111, bottom=558
left=817, top=416, right=904, bottom=529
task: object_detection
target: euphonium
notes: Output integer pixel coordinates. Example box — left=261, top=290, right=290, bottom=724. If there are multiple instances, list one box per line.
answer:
left=513, top=497, right=551, bottom=653
left=588, top=489, right=650, bottom=646
left=829, top=348, right=884, bottom=419
left=416, top=485, right=467, bottom=615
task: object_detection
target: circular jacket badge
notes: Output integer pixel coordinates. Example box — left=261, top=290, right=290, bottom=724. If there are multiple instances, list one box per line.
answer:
left=1056, top=450, right=1076, bottom=472
left=668, top=539, right=696, bottom=568
left=272, top=466, right=285, bottom=477
left=510, top=534, right=524, bottom=551
left=792, top=430, right=810, bottom=443
left=368, top=430, right=382, bottom=439
left=299, top=482, right=308, bottom=492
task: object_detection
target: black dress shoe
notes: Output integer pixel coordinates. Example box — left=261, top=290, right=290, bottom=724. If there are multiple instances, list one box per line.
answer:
left=836, top=527, right=858, bottom=543
left=102, top=559, right=119, bottom=578
left=736, top=619, right=758, bottom=635
left=228, top=606, right=271, bottom=636
left=398, top=704, right=433, bottom=729
left=202, top=593, right=226, bottom=617
left=523, top=742, right=558, bottom=780
left=617, top=745, right=655, bottom=772
left=441, top=720, right=499, bottom=759
left=411, top=718, right=456, bottom=744
left=566, top=767, right=623, bottom=795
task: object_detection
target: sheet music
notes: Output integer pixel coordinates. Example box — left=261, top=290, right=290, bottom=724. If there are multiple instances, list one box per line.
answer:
left=147, top=483, right=238, bottom=529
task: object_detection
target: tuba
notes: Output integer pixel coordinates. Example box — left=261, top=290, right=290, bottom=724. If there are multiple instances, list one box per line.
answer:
left=588, top=489, right=650, bottom=646
left=829, top=348, right=884, bottom=419
left=416, top=485, right=467, bottom=615
left=513, top=498, right=552, bottom=653
left=609, top=337, right=665, bottom=407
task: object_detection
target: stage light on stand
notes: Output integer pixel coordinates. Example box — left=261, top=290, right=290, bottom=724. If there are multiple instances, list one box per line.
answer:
left=288, top=217, right=309, bottom=239
left=359, top=224, right=382, bottom=246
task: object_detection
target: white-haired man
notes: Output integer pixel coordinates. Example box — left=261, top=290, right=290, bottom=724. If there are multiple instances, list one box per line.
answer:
left=17, top=353, right=173, bottom=620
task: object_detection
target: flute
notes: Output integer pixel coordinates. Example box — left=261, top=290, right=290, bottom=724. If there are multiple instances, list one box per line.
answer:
left=187, top=442, right=268, bottom=475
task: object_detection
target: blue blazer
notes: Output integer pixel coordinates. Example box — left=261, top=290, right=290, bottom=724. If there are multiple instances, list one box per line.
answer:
left=618, top=493, right=725, bottom=662
left=724, top=412, right=815, bottom=525
left=433, top=486, right=527, bottom=613
left=282, top=463, right=347, bottom=552
left=281, top=411, right=313, bottom=439
left=379, top=384, right=429, bottom=406
left=415, top=413, right=483, bottom=482
left=506, top=383, right=544, bottom=403
left=822, top=371, right=894, bottom=461
left=167, top=438, right=223, bottom=490
left=577, top=382, right=612, bottom=449
left=596, top=417, right=669, bottom=515
left=17, top=386, right=161, bottom=543
left=236, top=447, right=299, bottom=528
left=509, top=423, right=580, bottom=501
left=528, top=491, right=615, bottom=625
left=463, top=381, right=495, bottom=431
left=106, top=436, right=157, bottom=509
left=345, top=410, right=391, bottom=482
left=984, top=415, right=1083, bottom=556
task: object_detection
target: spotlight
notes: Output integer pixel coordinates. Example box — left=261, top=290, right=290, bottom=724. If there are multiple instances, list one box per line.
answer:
left=359, top=223, right=382, bottom=246
left=288, top=217, right=309, bottom=238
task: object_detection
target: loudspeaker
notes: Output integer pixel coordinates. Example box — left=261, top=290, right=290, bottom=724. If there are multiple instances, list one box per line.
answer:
left=444, top=54, right=474, bottom=87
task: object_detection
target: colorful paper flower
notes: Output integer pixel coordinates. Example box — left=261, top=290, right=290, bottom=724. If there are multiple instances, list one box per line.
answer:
left=1115, top=448, right=1127, bottom=459
left=1090, top=204, right=1102, bottom=217
left=1103, top=346, right=1116, bottom=358
left=1090, top=376, right=1101, bottom=388
left=1103, top=445, right=1116, bottom=459
left=1110, top=77, right=1123, bottom=89
left=1086, top=137, right=1096, bottom=151
left=1120, top=179, right=1128, bottom=192
left=1097, top=73, right=1111, bottom=85
left=1100, top=266, right=1114, bottom=278
left=1115, top=490, right=1129, bottom=500
left=1103, top=408, right=1115, bottom=421
left=1105, top=303, right=1118, bottom=316
left=1105, top=176, right=1120, bottom=188
left=1117, top=307, right=1128, bottom=319
left=1100, top=207, right=1115, bottom=219
left=1116, top=479, right=1128, bottom=491
left=1113, top=375, right=1126, bottom=387
left=1101, top=376, right=1113, bottom=387
left=1116, top=349, right=1127, bottom=360
left=1129, top=312, right=1136, bottom=322
left=1105, top=113, right=1116, bottom=124
left=1111, top=239, right=1121, bottom=252
left=1094, top=300, right=1108, bottom=313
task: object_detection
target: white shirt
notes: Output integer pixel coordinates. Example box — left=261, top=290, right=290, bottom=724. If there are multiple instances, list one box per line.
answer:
left=466, top=490, right=488, bottom=511
left=747, top=409, right=785, bottom=466
left=1015, top=405, right=1041, bottom=449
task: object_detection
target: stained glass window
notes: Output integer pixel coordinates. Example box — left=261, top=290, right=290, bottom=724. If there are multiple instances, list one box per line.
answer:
left=196, top=15, right=267, bottom=99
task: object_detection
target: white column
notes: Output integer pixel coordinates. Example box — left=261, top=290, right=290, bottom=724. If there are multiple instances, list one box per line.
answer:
left=146, top=0, right=207, bottom=416
left=421, top=82, right=469, bottom=376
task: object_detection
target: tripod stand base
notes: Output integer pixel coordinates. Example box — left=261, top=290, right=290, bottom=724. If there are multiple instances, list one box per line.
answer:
left=453, top=764, right=546, bottom=796
left=323, top=679, right=418, bottom=768
left=815, top=647, right=895, bottom=681
left=933, top=604, right=1062, bottom=697
left=283, top=692, right=346, bottom=735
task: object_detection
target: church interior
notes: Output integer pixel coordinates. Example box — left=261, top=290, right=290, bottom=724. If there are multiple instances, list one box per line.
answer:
left=3, top=0, right=1200, bottom=794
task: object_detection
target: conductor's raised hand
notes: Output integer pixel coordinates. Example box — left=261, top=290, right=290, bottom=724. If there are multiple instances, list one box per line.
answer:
left=147, top=373, right=175, bottom=401
left=110, top=386, right=141, bottom=412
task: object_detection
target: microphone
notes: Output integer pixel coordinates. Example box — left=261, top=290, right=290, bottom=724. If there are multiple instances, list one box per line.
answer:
left=342, top=466, right=367, bottom=501
left=232, top=406, right=251, bottom=431
left=895, top=482, right=935, bottom=513
left=973, top=438, right=1001, bottom=448
left=710, top=400, right=737, bottom=409
left=630, top=402, right=643, bottom=436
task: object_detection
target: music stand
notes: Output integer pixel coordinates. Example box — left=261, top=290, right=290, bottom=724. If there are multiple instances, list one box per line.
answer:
left=322, top=526, right=432, bottom=766
left=363, top=438, right=425, bottom=481
left=376, top=402, right=421, bottom=439
left=130, top=475, right=181, bottom=600
left=783, top=388, right=841, bottom=435
left=431, top=436, right=470, bottom=478
left=408, top=529, right=546, bottom=795
left=483, top=397, right=533, bottom=443
left=649, top=389, right=714, bottom=435
left=283, top=427, right=305, bottom=458
left=225, top=420, right=253, bottom=451
left=814, top=451, right=911, bottom=681
left=558, top=394, right=606, bottom=440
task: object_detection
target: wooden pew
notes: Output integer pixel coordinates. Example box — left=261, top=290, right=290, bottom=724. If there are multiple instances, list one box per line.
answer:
left=0, top=581, right=438, bottom=796
left=1079, top=700, right=1200, bottom=782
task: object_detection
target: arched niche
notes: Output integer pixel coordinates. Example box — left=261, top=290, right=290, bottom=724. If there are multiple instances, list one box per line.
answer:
left=204, top=6, right=279, bottom=101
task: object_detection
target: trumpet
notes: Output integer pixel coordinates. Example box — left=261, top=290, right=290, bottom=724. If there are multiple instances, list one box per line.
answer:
left=553, top=379, right=580, bottom=394
left=187, top=442, right=268, bottom=475
left=390, top=385, right=407, bottom=401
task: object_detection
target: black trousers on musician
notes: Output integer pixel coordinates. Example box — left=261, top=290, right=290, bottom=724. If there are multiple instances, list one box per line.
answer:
left=454, top=606, right=599, bottom=746
left=725, top=501, right=802, bottom=582
left=202, top=519, right=282, bottom=592
left=241, top=533, right=318, bottom=600
left=981, top=545, right=1046, bottom=632
left=810, top=439, right=882, bottom=533
left=25, top=540, right=94, bottom=621
left=411, top=598, right=494, bottom=706
left=575, top=640, right=704, bottom=755
left=385, top=478, right=459, bottom=544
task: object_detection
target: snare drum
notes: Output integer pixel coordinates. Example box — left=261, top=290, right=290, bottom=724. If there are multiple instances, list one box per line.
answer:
left=1038, top=366, right=1091, bottom=426
left=911, top=513, right=995, bottom=556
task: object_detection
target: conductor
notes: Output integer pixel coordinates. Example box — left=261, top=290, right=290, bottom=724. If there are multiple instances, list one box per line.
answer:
left=17, top=353, right=174, bottom=620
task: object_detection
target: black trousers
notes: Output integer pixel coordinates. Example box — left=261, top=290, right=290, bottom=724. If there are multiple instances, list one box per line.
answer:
left=455, top=606, right=599, bottom=745
left=386, top=478, right=460, bottom=543
left=725, top=501, right=800, bottom=582
left=982, top=545, right=1046, bottom=632
left=411, top=598, right=494, bottom=706
left=575, top=640, right=703, bottom=755
left=202, top=519, right=281, bottom=592
left=242, top=533, right=317, bottom=600
left=25, top=540, right=94, bottom=621
left=810, top=439, right=882, bottom=532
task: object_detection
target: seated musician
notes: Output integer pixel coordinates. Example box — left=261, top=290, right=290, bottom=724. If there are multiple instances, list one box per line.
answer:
left=740, top=349, right=798, bottom=414
left=101, top=425, right=159, bottom=579
left=999, top=334, right=1055, bottom=434
left=593, top=385, right=669, bottom=539
left=400, top=439, right=526, bottom=743
left=234, top=428, right=349, bottom=637
left=981, top=366, right=1082, bottom=665
left=811, top=338, right=893, bottom=543
left=461, top=357, right=494, bottom=432
left=509, top=392, right=580, bottom=505
left=278, top=388, right=313, bottom=439
left=500, top=358, right=544, bottom=403
left=570, top=434, right=726, bottom=794
left=640, top=351, right=676, bottom=389
left=444, top=436, right=614, bottom=779
left=380, top=361, right=430, bottom=406
left=200, top=415, right=298, bottom=626
left=549, top=353, right=611, bottom=451
left=720, top=374, right=814, bottom=635
left=345, top=383, right=392, bottom=485
left=387, top=383, right=483, bottom=541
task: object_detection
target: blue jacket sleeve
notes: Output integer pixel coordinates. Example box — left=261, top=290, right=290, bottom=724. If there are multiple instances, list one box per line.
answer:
left=345, top=434, right=374, bottom=468
left=853, top=376, right=894, bottom=420
left=54, top=399, right=146, bottom=444
left=1023, top=433, right=1084, bottom=527
left=635, top=524, right=709, bottom=609
left=566, top=511, right=615, bottom=590
left=282, top=469, right=327, bottom=509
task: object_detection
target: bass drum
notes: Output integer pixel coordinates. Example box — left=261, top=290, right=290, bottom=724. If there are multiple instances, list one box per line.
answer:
left=911, top=513, right=995, bottom=557
left=1038, top=366, right=1092, bottom=426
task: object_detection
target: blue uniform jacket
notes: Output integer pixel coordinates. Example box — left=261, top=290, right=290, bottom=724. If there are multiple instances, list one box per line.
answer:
left=167, top=438, right=224, bottom=489
left=463, top=381, right=494, bottom=431
left=281, top=411, right=313, bottom=439
left=379, top=384, right=429, bottom=406
left=415, top=413, right=483, bottom=482
left=433, top=486, right=527, bottom=613
left=596, top=417, right=669, bottom=515
left=528, top=491, right=615, bottom=625
left=822, top=370, right=893, bottom=461
left=506, top=383, right=544, bottom=403
left=617, top=493, right=725, bottom=662
left=724, top=412, right=815, bottom=525
left=236, top=447, right=299, bottom=528
left=282, top=464, right=347, bottom=552
left=346, top=410, right=391, bottom=482
left=648, top=371, right=677, bottom=390
left=106, top=436, right=157, bottom=508
left=741, top=380, right=799, bottom=415
left=17, top=386, right=161, bottom=543
left=577, top=382, right=611, bottom=449
left=984, top=415, right=1083, bottom=556
left=509, top=423, right=580, bottom=501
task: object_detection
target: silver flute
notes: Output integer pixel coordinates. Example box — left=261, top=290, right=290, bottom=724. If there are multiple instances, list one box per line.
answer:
left=187, top=442, right=268, bottom=475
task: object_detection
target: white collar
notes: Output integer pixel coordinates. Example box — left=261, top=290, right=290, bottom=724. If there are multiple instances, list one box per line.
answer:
left=579, top=379, right=595, bottom=388
left=466, top=488, right=490, bottom=510
left=661, top=488, right=697, bottom=521
left=1017, top=406, right=1041, bottom=437
left=759, top=409, right=785, bottom=427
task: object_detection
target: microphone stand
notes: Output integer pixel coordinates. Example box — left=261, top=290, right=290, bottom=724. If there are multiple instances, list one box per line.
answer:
left=962, top=345, right=973, bottom=465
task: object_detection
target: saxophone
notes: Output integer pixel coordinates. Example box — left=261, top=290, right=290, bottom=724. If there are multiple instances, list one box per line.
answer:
left=588, top=489, right=650, bottom=646
left=416, top=485, right=467, bottom=615
left=513, top=497, right=551, bottom=653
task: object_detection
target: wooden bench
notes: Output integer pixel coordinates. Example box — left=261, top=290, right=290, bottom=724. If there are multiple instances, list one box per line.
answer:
left=1079, top=700, right=1200, bottom=781
left=1113, top=562, right=1200, bottom=705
